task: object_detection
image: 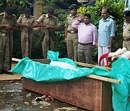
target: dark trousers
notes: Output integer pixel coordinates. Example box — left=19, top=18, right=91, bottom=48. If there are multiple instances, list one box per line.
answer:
left=0, top=34, right=11, bottom=72
left=78, top=44, right=93, bottom=63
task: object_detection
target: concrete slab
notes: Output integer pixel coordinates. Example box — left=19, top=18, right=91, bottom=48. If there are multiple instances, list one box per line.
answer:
left=0, top=74, right=21, bottom=81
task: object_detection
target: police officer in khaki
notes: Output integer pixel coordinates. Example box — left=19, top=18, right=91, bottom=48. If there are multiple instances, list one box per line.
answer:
left=0, top=7, right=16, bottom=73
left=65, top=4, right=78, bottom=61
left=17, top=8, right=35, bottom=57
left=123, top=10, right=130, bottom=51
left=36, top=8, right=59, bottom=59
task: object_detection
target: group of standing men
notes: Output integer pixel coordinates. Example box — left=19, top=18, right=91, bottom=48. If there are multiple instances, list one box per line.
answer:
left=0, top=7, right=16, bottom=73
left=0, top=7, right=59, bottom=73
left=1, top=3, right=130, bottom=73
left=65, top=4, right=115, bottom=66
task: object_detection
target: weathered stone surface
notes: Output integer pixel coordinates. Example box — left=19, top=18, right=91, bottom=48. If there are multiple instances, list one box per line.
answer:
left=0, top=81, right=86, bottom=111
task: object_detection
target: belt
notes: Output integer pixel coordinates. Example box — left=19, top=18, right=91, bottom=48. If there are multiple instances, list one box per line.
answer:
left=123, top=38, right=130, bottom=41
left=78, top=42, right=92, bottom=45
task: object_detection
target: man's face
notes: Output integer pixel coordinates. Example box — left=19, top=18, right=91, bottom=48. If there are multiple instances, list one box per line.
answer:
left=83, top=16, right=90, bottom=24
left=25, top=13, right=30, bottom=18
left=101, top=9, right=109, bottom=19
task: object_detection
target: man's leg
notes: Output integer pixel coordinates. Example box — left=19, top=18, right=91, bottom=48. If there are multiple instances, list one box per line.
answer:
left=0, top=36, right=4, bottom=73
left=84, top=45, right=93, bottom=64
left=78, top=44, right=85, bottom=63
left=102, top=46, right=110, bottom=66
left=21, top=32, right=28, bottom=57
left=66, top=34, right=74, bottom=60
left=42, top=36, right=49, bottom=59
left=98, top=46, right=103, bottom=65
left=3, top=37, right=11, bottom=72
left=73, top=37, right=78, bottom=61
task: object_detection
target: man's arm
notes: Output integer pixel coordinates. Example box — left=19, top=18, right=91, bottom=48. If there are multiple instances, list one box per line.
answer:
left=0, top=24, right=11, bottom=29
left=0, top=13, right=12, bottom=29
left=33, top=14, right=47, bottom=28
left=109, top=20, right=115, bottom=48
left=72, top=16, right=84, bottom=29
left=92, top=26, right=98, bottom=46
left=110, top=20, right=115, bottom=37
left=72, top=19, right=80, bottom=29
left=17, top=15, right=29, bottom=28
left=17, top=15, right=24, bottom=27
left=36, top=14, right=44, bottom=23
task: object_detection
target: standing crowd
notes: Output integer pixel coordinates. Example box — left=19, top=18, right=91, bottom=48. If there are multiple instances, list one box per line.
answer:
left=65, top=4, right=115, bottom=66
left=0, top=3, right=130, bottom=73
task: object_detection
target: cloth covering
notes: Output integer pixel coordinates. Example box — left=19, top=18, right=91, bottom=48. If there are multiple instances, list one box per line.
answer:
left=11, top=51, right=130, bottom=111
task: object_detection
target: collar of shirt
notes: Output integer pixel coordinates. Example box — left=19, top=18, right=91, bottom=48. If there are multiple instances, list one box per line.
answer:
left=81, top=22, right=91, bottom=26
left=101, top=16, right=111, bottom=22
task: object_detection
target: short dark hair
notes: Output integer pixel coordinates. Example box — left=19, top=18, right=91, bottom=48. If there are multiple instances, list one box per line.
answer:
left=24, top=8, right=31, bottom=14
left=84, top=13, right=91, bottom=19
left=5, top=7, right=14, bottom=15
left=124, top=10, right=130, bottom=17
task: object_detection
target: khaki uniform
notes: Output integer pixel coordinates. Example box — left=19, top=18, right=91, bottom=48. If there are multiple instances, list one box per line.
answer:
left=0, top=12, right=16, bottom=72
left=123, top=22, right=130, bottom=51
left=36, top=14, right=58, bottom=58
left=17, top=14, right=35, bottom=57
left=66, top=14, right=78, bottom=61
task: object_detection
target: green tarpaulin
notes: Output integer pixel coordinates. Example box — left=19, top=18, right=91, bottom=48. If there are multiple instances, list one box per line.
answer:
left=11, top=51, right=130, bottom=111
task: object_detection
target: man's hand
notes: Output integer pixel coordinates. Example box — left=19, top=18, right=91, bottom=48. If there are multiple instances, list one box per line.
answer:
left=77, top=15, right=84, bottom=22
left=18, top=23, right=31, bottom=28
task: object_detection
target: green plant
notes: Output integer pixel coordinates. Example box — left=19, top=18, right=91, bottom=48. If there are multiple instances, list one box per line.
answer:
left=77, top=0, right=124, bottom=51
left=0, top=0, right=125, bottom=58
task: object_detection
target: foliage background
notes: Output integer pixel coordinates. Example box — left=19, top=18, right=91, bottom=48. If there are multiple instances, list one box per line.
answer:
left=0, top=0, right=125, bottom=60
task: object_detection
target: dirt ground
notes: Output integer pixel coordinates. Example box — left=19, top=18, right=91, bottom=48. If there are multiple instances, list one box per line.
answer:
left=0, top=80, right=87, bottom=111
